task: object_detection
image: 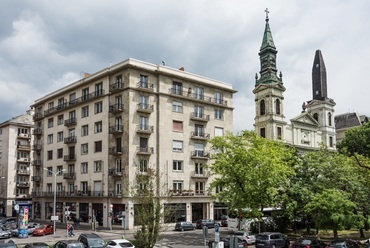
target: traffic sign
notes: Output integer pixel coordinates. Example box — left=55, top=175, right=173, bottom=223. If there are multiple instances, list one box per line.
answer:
left=215, top=223, right=219, bottom=233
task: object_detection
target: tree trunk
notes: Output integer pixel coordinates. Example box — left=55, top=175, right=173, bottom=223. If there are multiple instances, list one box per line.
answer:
left=334, top=229, right=338, bottom=239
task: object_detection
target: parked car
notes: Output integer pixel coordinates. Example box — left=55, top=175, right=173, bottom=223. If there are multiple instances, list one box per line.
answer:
left=221, top=215, right=229, bottom=227
left=196, top=219, right=216, bottom=229
left=78, top=233, right=106, bottom=248
left=208, top=237, right=248, bottom=248
left=53, top=240, right=85, bottom=248
left=255, top=232, right=290, bottom=248
left=234, top=231, right=256, bottom=245
left=106, top=239, right=135, bottom=248
left=175, top=221, right=195, bottom=231
left=10, top=222, right=40, bottom=237
left=0, top=240, right=17, bottom=248
left=292, top=237, right=327, bottom=248
left=326, top=240, right=357, bottom=248
left=0, top=226, right=11, bottom=239
left=32, top=224, right=53, bottom=236
left=23, top=243, right=51, bottom=248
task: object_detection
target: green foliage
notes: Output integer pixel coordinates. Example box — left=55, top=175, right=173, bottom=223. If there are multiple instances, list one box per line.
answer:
left=338, top=122, right=370, bottom=158
left=209, top=130, right=296, bottom=219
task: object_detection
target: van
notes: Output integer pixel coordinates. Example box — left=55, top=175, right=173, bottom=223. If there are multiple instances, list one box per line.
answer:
left=78, top=233, right=106, bottom=248
left=255, top=232, right=290, bottom=248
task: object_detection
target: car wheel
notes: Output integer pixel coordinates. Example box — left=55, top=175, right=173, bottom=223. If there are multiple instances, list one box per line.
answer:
left=272, top=245, right=276, bottom=248
left=181, top=228, right=184, bottom=232
left=43, top=232, right=45, bottom=236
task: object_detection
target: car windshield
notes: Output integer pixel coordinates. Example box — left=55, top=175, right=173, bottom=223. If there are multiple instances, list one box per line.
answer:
left=299, top=240, right=313, bottom=245
left=69, top=244, right=84, bottom=248
left=89, top=239, right=105, bottom=247
left=35, top=224, right=44, bottom=228
left=118, top=243, right=133, bottom=248
left=257, top=235, right=269, bottom=240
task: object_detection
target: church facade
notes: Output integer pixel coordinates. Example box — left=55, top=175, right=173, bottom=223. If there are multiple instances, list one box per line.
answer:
left=253, top=13, right=336, bottom=152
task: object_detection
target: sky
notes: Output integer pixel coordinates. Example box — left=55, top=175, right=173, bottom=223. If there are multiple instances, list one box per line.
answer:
left=0, top=0, right=369, bottom=133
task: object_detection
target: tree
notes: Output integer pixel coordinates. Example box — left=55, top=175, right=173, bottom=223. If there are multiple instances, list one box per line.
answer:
left=209, top=130, right=296, bottom=220
left=304, top=189, right=358, bottom=239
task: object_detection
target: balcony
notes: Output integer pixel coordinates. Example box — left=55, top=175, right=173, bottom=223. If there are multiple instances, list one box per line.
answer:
left=33, top=128, right=42, bottom=136
left=137, top=146, right=154, bottom=155
left=109, top=103, right=124, bottom=114
left=32, top=160, right=42, bottom=167
left=109, top=169, right=124, bottom=177
left=109, top=125, right=123, bottom=134
left=64, top=118, right=77, bottom=126
left=63, top=172, right=76, bottom=180
left=169, top=189, right=195, bottom=196
left=108, top=191, right=123, bottom=197
left=63, top=154, right=76, bottom=161
left=136, top=81, right=154, bottom=92
left=190, top=113, right=210, bottom=122
left=190, top=132, right=210, bottom=141
left=18, top=133, right=31, bottom=139
left=32, top=176, right=41, bottom=182
left=109, top=82, right=124, bottom=93
left=136, top=124, right=154, bottom=134
left=16, top=182, right=30, bottom=187
left=64, top=136, right=77, bottom=144
left=191, top=151, right=210, bottom=160
left=190, top=170, right=210, bottom=179
left=18, top=158, right=30, bottom=163
left=16, top=170, right=30, bottom=175
left=109, top=147, right=123, bottom=156
left=168, top=88, right=228, bottom=107
left=33, top=112, right=43, bottom=121
left=33, top=144, right=42, bottom=150
left=17, top=144, right=31, bottom=151
left=137, top=103, right=154, bottom=113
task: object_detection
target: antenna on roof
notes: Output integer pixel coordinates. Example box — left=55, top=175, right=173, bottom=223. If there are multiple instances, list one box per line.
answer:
left=162, top=61, right=166, bottom=66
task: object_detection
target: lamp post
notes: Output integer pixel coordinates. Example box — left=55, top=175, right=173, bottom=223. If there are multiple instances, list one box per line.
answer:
left=44, top=167, right=66, bottom=235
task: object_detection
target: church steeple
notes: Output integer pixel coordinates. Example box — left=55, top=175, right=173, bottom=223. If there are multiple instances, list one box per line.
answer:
left=312, top=50, right=328, bottom=100
left=255, top=8, right=283, bottom=86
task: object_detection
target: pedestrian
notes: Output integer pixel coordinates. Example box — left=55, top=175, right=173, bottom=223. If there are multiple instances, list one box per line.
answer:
left=68, top=223, right=75, bottom=237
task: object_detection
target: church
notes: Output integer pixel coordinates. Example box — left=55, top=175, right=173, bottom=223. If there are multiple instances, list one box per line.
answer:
left=253, top=12, right=336, bottom=152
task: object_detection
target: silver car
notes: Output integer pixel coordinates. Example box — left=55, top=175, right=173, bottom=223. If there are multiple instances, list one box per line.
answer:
left=234, top=231, right=256, bottom=245
left=0, top=226, right=11, bottom=239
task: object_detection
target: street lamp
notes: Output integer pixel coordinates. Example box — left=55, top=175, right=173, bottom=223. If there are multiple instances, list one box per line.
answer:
left=44, top=167, right=66, bottom=235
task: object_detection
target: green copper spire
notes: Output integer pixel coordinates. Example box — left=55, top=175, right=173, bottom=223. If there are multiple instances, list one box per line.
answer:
left=255, top=9, right=283, bottom=86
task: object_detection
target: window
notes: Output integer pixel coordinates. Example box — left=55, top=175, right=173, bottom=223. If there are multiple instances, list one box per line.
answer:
left=329, top=136, right=334, bottom=147
left=115, top=182, right=122, bottom=195
left=81, top=125, right=89, bottom=136
left=194, top=143, right=204, bottom=156
left=277, top=127, right=282, bottom=139
left=47, top=134, right=53, bottom=144
left=195, top=163, right=204, bottom=175
left=95, top=102, right=103, bottom=113
left=173, top=140, right=183, bottom=152
left=194, top=106, right=204, bottom=118
left=194, top=124, right=204, bottom=136
left=57, top=115, right=64, bottom=125
left=172, top=121, right=183, bottom=132
left=172, top=101, right=183, bottom=112
left=46, top=167, right=52, bottom=176
left=194, top=87, right=204, bottom=100
left=214, top=92, right=223, bottom=104
left=313, top=113, right=318, bottom=122
left=47, top=151, right=53, bottom=160
left=95, top=122, right=102, bottom=133
left=173, top=181, right=183, bottom=192
left=260, top=128, right=266, bottom=138
left=328, top=112, right=332, bottom=126
left=140, top=75, right=148, bottom=88
left=172, top=82, right=183, bottom=95
left=48, top=118, right=54, bottom=128
left=215, top=127, right=224, bottom=137
left=139, top=159, right=148, bottom=172
left=276, top=99, right=281, bottom=115
left=68, top=183, right=75, bottom=194
left=215, top=109, right=224, bottom=120
left=139, top=95, right=149, bottom=109
left=82, top=106, right=89, bottom=118
left=116, top=159, right=122, bottom=173
left=57, top=131, right=63, bottom=142
left=260, top=100, right=266, bottom=115
left=57, top=166, right=63, bottom=174
left=57, top=148, right=63, bottom=159
left=139, top=116, right=149, bottom=131
left=81, top=144, right=88, bottom=155
left=46, top=184, right=52, bottom=194
left=116, top=75, right=122, bottom=87
left=48, top=102, right=54, bottom=110
left=81, top=182, right=88, bottom=194
left=81, top=162, right=88, bottom=174
left=95, top=141, right=102, bottom=152
left=195, top=181, right=204, bottom=194
left=94, top=160, right=102, bottom=172
left=69, top=93, right=76, bottom=104
left=173, top=160, right=183, bottom=171
left=82, top=88, right=89, bottom=101
left=95, top=82, right=103, bottom=96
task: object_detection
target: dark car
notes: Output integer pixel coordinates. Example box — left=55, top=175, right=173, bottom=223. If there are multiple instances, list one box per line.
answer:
left=0, top=240, right=17, bottom=248
left=53, top=240, right=85, bottom=248
left=208, top=237, right=248, bottom=248
left=175, top=221, right=195, bottom=231
left=292, top=237, right=327, bottom=248
left=23, top=243, right=50, bottom=248
left=326, top=240, right=356, bottom=248
left=221, top=215, right=228, bottom=227
left=78, top=233, right=106, bottom=248
left=196, top=219, right=216, bottom=229
left=255, top=232, right=290, bottom=248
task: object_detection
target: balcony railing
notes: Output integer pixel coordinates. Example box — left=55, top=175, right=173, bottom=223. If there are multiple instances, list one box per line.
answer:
left=16, top=170, right=30, bottom=175
left=18, top=158, right=30, bottom=163
left=33, top=112, right=43, bottom=120
left=137, top=103, right=154, bottom=113
left=168, top=88, right=228, bottom=106
left=33, top=128, right=42, bottom=136
left=190, top=170, right=210, bottom=178
left=109, top=125, right=123, bottom=134
left=191, top=151, right=210, bottom=160
left=17, top=144, right=31, bottom=151
left=63, top=172, right=76, bottom=180
left=64, top=118, right=77, bottom=126
left=32, top=160, right=42, bottom=166
left=18, top=133, right=31, bottom=139
left=109, top=147, right=123, bottom=155
left=136, top=81, right=154, bottom=91
left=137, top=146, right=154, bottom=155
left=33, top=144, right=42, bottom=150
left=63, top=154, right=76, bottom=161
left=109, top=169, right=124, bottom=176
left=109, top=103, right=124, bottom=113
left=109, top=82, right=124, bottom=93
left=32, top=176, right=41, bottom=182
left=169, top=189, right=195, bottom=196
left=190, top=112, right=210, bottom=122
left=64, top=136, right=77, bottom=144
left=136, top=124, right=154, bottom=134
left=16, top=182, right=30, bottom=187
left=190, top=132, right=210, bottom=140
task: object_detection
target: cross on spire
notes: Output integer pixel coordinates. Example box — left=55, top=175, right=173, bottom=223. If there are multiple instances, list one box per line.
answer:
left=264, top=8, right=269, bottom=21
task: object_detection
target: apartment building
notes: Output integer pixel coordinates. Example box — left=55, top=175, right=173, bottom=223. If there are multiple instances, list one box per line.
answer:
left=0, top=109, right=34, bottom=217
left=31, top=58, right=235, bottom=229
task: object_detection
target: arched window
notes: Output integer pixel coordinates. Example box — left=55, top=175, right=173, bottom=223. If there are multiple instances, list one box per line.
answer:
left=313, top=113, right=318, bottom=122
left=260, top=100, right=266, bottom=115
left=328, top=112, right=332, bottom=126
left=275, top=99, right=281, bottom=115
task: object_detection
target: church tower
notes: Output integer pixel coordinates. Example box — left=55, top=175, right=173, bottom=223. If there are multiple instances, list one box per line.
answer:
left=305, top=50, right=336, bottom=148
left=253, top=10, right=286, bottom=140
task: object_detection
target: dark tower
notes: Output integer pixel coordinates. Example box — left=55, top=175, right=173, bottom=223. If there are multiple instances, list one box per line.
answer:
left=312, top=50, right=328, bottom=100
